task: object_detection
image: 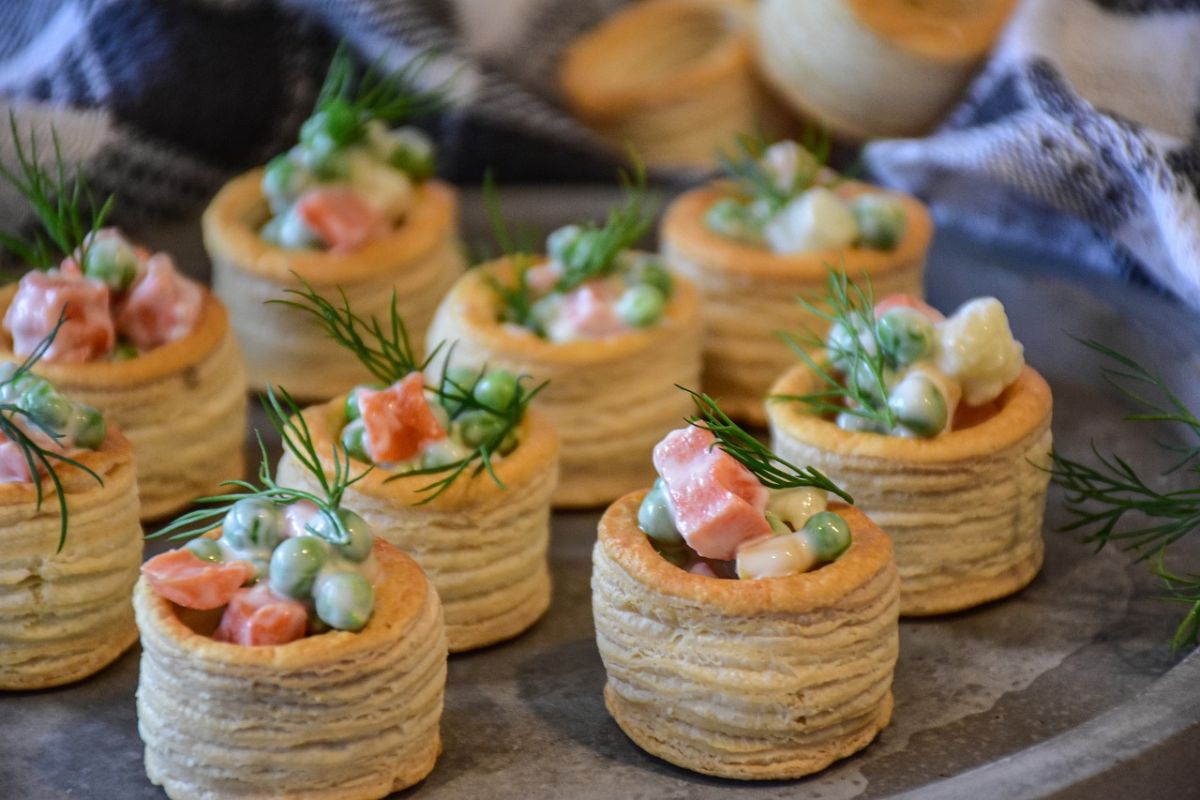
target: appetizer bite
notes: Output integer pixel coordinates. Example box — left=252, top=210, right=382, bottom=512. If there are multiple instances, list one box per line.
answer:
left=273, top=284, right=558, bottom=651
left=203, top=47, right=464, bottom=398
left=768, top=272, right=1053, bottom=615
left=0, top=319, right=142, bottom=690
left=660, top=134, right=931, bottom=425
left=0, top=120, right=245, bottom=519
left=426, top=174, right=702, bottom=506
left=135, top=387, right=447, bottom=798
left=593, top=389, right=899, bottom=779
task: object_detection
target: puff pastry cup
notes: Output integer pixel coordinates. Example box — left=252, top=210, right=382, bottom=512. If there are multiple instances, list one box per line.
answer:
left=756, top=0, right=1016, bottom=139
left=593, top=493, right=899, bottom=779
left=661, top=183, right=931, bottom=426
left=769, top=364, right=1053, bottom=616
left=135, top=537, right=447, bottom=800
left=426, top=258, right=703, bottom=508
left=559, top=0, right=787, bottom=169
left=0, top=430, right=142, bottom=690
left=277, top=400, right=559, bottom=652
left=0, top=287, right=246, bottom=521
left=203, top=171, right=465, bottom=400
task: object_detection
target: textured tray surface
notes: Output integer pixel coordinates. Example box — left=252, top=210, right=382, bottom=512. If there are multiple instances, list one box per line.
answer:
left=2, top=189, right=1198, bottom=799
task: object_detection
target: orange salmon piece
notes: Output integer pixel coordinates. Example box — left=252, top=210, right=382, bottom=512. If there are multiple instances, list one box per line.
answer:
left=142, top=548, right=255, bottom=610
left=213, top=584, right=309, bottom=646
left=360, top=372, right=446, bottom=463
left=295, top=187, right=388, bottom=251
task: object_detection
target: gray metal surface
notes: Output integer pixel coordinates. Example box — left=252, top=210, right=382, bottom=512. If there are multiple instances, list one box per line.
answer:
left=2, top=189, right=1199, bottom=799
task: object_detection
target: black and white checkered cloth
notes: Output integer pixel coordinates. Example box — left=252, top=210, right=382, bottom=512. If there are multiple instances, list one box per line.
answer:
left=1, top=0, right=1198, bottom=310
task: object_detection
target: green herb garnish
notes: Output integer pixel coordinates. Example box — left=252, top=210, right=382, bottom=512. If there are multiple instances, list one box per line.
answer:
left=0, top=113, right=114, bottom=271
left=312, top=43, right=444, bottom=140
left=682, top=386, right=852, bottom=502
left=0, top=312, right=103, bottom=552
left=773, top=268, right=897, bottom=430
left=716, top=128, right=830, bottom=214
left=553, top=161, right=652, bottom=294
left=479, top=172, right=542, bottom=333
left=1048, top=338, right=1200, bottom=650
left=152, top=385, right=370, bottom=546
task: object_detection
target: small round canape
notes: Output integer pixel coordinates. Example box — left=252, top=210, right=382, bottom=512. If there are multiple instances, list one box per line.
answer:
left=769, top=364, right=1053, bottom=615
left=0, top=428, right=142, bottom=690
left=135, top=537, right=447, bottom=799
left=277, top=400, right=559, bottom=652
left=0, top=287, right=247, bottom=520
left=204, top=175, right=464, bottom=399
left=426, top=258, right=703, bottom=507
left=559, top=0, right=788, bottom=169
left=593, top=494, right=899, bottom=780
left=755, top=0, right=1016, bottom=139
left=661, top=182, right=931, bottom=426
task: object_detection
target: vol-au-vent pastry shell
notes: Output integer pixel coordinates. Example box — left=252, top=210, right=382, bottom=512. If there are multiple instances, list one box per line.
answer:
left=135, top=538, right=447, bottom=800
left=203, top=171, right=465, bottom=399
left=425, top=258, right=703, bottom=507
left=593, top=494, right=900, bottom=780
left=276, top=400, right=559, bottom=652
left=0, top=430, right=142, bottom=690
left=768, top=364, right=1053, bottom=615
left=660, top=183, right=931, bottom=426
left=0, top=288, right=247, bottom=521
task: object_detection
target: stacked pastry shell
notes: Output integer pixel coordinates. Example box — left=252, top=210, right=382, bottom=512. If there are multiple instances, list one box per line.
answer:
left=203, top=172, right=465, bottom=399
left=593, top=494, right=899, bottom=779
left=425, top=258, right=702, bottom=507
left=660, top=181, right=932, bottom=426
left=0, top=289, right=246, bottom=521
left=768, top=364, right=1053, bottom=615
left=135, top=537, right=447, bottom=799
left=0, top=429, right=142, bottom=689
left=276, top=400, right=559, bottom=652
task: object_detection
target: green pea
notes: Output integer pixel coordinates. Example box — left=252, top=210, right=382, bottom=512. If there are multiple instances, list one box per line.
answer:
left=261, top=155, right=310, bottom=214
left=269, top=536, right=328, bottom=599
left=615, top=284, right=666, bottom=328
left=835, top=411, right=885, bottom=434
left=473, top=370, right=518, bottom=410
left=314, top=571, right=376, bottom=631
left=877, top=308, right=934, bottom=366
left=18, top=383, right=72, bottom=430
left=221, top=497, right=284, bottom=552
left=421, top=440, right=467, bottom=469
left=71, top=404, right=106, bottom=449
left=887, top=373, right=948, bottom=438
left=651, top=538, right=690, bottom=569
left=802, top=511, right=852, bottom=562
left=457, top=409, right=504, bottom=449
left=304, top=508, right=375, bottom=562
left=82, top=236, right=139, bottom=291
left=390, top=142, right=435, bottom=182
left=185, top=538, right=224, bottom=563
left=849, top=360, right=893, bottom=404
left=440, top=365, right=482, bottom=416
left=704, top=198, right=763, bottom=244
left=340, top=420, right=371, bottom=462
left=637, top=479, right=683, bottom=546
left=343, top=384, right=382, bottom=423
left=853, top=194, right=907, bottom=250
left=546, top=224, right=583, bottom=262
left=765, top=511, right=791, bottom=536
left=627, top=259, right=673, bottom=299
left=112, top=342, right=139, bottom=362
left=300, top=98, right=361, bottom=152
left=561, top=229, right=605, bottom=272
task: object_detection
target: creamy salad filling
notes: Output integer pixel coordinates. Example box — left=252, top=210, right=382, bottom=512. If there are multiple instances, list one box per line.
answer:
left=705, top=139, right=907, bottom=254
left=3, top=228, right=203, bottom=364
left=0, top=365, right=106, bottom=482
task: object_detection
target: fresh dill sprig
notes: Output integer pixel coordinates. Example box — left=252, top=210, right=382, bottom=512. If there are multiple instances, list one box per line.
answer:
left=478, top=172, right=542, bottom=333
left=314, top=43, right=444, bottom=130
left=553, top=161, right=653, bottom=294
left=1047, top=337, right=1200, bottom=650
left=151, top=385, right=371, bottom=545
left=681, top=386, right=853, bottom=503
left=0, top=312, right=103, bottom=552
left=715, top=128, right=831, bottom=214
left=773, top=268, right=897, bottom=429
left=0, top=113, right=114, bottom=270
left=270, top=275, right=438, bottom=385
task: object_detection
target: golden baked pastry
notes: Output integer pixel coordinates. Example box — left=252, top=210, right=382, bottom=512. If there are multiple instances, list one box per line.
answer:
left=593, top=493, right=899, bottom=779
left=426, top=258, right=703, bottom=507
left=203, top=173, right=464, bottom=399
left=769, top=364, right=1052, bottom=615
left=0, top=288, right=246, bottom=521
left=0, top=430, right=142, bottom=690
left=661, top=182, right=930, bottom=426
left=277, top=399, right=559, bottom=652
left=559, top=0, right=787, bottom=168
left=135, top=538, right=447, bottom=799
left=756, top=0, right=1016, bottom=138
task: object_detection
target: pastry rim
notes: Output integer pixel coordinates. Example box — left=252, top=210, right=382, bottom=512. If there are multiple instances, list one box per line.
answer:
left=436, top=257, right=701, bottom=367
left=769, top=364, right=1053, bottom=464
left=598, top=491, right=893, bottom=615
left=0, top=426, right=133, bottom=502
left=135, top=538, right=432, bottom=668
left=201, top=170, right=458, bottom=285
left=661, top=182, right=932, bottom=281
